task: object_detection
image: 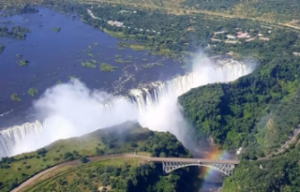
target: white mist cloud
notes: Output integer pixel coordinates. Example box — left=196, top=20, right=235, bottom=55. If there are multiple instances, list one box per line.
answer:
left=136, top=54, right=255, bottom=152
left=33, top=80, right=138, bottom=142
left=7, top=53, right=256, bottom=157
left=9, top=80, right=139, bottom=156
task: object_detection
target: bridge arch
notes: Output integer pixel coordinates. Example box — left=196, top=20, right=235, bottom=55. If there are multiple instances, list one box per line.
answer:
left=162, top=162, right=235, bottom=176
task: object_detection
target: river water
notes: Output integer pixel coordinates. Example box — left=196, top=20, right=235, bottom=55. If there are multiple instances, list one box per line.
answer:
left=0, top=7, right=186, bottom=127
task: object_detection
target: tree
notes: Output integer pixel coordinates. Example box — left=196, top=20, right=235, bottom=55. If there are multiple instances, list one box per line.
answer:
left=37, top=148, right=47, bottom=155
left=63, top=152, right=74, bottom=161
left=95, top=147, right=104, bottom=155
left=80, top=156, right=88, bottom=163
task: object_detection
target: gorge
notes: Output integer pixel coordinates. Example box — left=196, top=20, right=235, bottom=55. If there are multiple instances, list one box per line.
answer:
left=0, top=56, right=255, bottom=159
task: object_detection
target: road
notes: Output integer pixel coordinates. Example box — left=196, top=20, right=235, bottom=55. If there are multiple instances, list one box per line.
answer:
left=11, top=154, right=239, bottom=192
left=258, top=128, right=300, bottom=160
left=11, top=154, right=129, bottom=192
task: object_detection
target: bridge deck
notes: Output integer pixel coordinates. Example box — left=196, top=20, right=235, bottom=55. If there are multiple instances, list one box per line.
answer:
left=129, top=155, right=239, bottom=164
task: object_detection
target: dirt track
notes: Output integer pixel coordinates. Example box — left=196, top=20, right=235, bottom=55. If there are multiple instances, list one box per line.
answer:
left=10, top=154, right=239, bottom=192
left=11, top=154, right=128, bottom=192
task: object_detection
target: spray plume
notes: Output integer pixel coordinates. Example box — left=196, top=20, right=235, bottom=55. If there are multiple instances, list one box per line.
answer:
left=0, top=53, right=256, bottom=157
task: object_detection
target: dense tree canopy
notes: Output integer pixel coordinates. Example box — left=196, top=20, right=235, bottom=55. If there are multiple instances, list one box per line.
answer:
left=179, top=28, right=300, bottom=158
left=223, top=144, right=300, bottom=192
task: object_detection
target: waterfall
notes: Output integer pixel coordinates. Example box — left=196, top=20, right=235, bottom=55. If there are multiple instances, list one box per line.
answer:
left=0, top=121, right=43, bottom=158
left=0, top=58, right=254, bottom=159
left=128, top=58, right=252, bottom=113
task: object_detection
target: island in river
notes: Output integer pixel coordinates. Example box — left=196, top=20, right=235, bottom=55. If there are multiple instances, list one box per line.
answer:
left=0, top=7, right=188, bottom=127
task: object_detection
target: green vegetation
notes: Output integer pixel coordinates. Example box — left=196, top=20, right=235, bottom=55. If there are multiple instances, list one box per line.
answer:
left=65, top=4, right=292, bottom=59
left=172, top=24, right=300, bottom=192
left=81, top=61, right=97, bottom=68
left=0, top=122, right=197, bottom=192
left=115, top=58, right=132, bottom=64
left=68, top=75, right=79, bottom=80
left=78, top=0, right=300, bottom=29
left=27, top=88, right=38, bottom=97
left=90, top=59, right=97, bottom=64
left=3, top=0, right=300, bottom=26
left=143, top=64, right=153, bottom=68
left=19, top=60, right=28, bottom=66
left=79, top=156, right=88, bottom=163
left=180, top=29, right=300, bottom=158
left=51, top=27, right=60, bottom=32
left=223, top=142, right=300, bottom=192
left=111, top=53, right=132, bottom=64
left=0, top=44, right=4, bottom=53
left=0, top=26, right=30, bottom=40
left=24, top=157, right=197, bottom=192
left=10, top=93, right=21, bottom=101
left=117, top=43, right=151, bottom=51
left=0, top=4, right=38, bottom=16
left=100, top=63, right=118, bottom=72
left=183, top=0, right=300, bottom=22
left=6, top=1, right=296, bottom=60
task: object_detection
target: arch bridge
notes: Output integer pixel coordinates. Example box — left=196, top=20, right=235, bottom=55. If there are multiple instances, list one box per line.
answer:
left=143, top=156, right=239, bottom=176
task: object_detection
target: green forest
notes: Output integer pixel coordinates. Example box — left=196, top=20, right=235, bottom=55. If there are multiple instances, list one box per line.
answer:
left=25, top=157, right=198, bottom=192
left=223, top=140, right=300, bottom=192
left=179, top=29, right=300, bottom=157
left=0, top=122, right=198, bottom=192
left=178, top=13, right=300, bottom=192
left=183, top=0, right=300, bottom=22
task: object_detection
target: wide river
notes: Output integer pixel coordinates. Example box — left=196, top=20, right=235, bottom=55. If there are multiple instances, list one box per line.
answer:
left=0, top=7, right=187, bottom=127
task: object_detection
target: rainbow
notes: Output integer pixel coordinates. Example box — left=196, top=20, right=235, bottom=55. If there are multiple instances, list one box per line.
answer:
left=199, top=147, right=232, bottom=179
